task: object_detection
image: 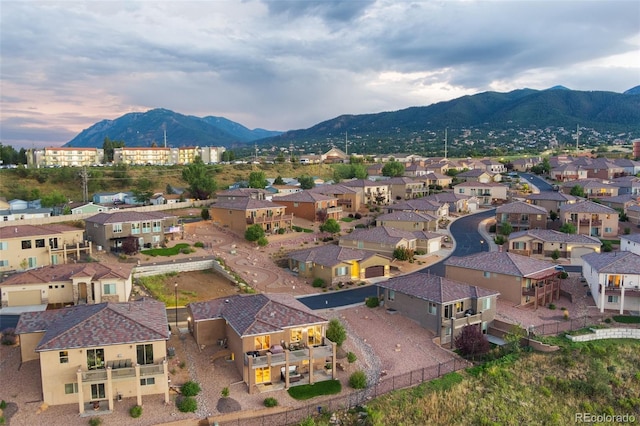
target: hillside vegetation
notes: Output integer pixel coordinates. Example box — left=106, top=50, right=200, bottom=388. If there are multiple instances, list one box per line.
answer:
left=0, top=163, right=335, bottom=202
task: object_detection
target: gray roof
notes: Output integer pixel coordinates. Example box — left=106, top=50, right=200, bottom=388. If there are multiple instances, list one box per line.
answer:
left=342, top=179, right=389, bottom=188
left=1, top=262, right=134, bottom=286
left=274, top=191, right=336, bottom=203
left=526, top=192, right=578, bottom=202
left=376, top=211, right=437, bottom=223
left=212, top=198, right=286, bottom=211
left=15, top=298, right=168, bottom=351
left=559, top=200, right=618, bottom=214
left=582, top=251, right=640, bottom=274
left=445, top=252, right=557, bottom=278
left=377, top=272, right=498, bottom=303
left=622, top=234, right=640, bottom=244
left=309, top=184, right=361, bottom=195
left=594, top=194, right=638, bottom=203
left=386, top=177, right=422, bottom=185
left=287, top=244, right=381, bottom=267
left=187, top=294, right=327, bottom=337
left=0, top=224, right=82, bottom=240
left=340, top=226, right=442, bottom=245
left=496, top=201, right=547, bottom=215
left=86, top=211, right=175, bottom=224
left=388, top=198, right=445, bottom=212
left=508, top=229, right=601, bottom=245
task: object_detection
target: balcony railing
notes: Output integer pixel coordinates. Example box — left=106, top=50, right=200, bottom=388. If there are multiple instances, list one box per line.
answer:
left=246, top=343, right=334, bottom=368
left=81, top=362, right=165, bottom=382
left=82, top=370, right=107, bottom=382
left=247, top=214, right=293, bottom=225
left=579, top=219, right=602, bottom=226
left=450, top=312, right=484, bottom=329
left=326, top=207, right=343, bottom=214
left=603, top=286, right=640, bottom=296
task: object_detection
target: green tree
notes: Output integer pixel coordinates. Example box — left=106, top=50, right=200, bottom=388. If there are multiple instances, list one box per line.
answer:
left=352, top=164, right=367, bottom=179
left=257, top=236, right=269, bottom=247
left=275, top=152, right=285, bottom=164
left=382, top=160, right=405, bottom=177
left=349, top=155, right=364, bottom=164
left=559, top=222, right=577, bottom=234
left=570, top=185, right=585, bottom=197
left=273, top=175, right=285, bottom=185
left=319, top=218, right=340, bottom=234
left=221, top=151, right=235, bottom=162
left=248, top=171, right=268, bottom=189
left=132, top=177, right=154, bottom=205
left=298, top=175, right=315, bottom=190
left=40, top=190, right=67, bottom=208
left=245, top=224, right=265, bottom=242
left=549, top=210, right=558, bottom=221
left=201, top=208, right=210, bottom=220
left=541, top=157, right=551, bottom=174
left=165, top=184, right=174, bottom=194
left=551, top=249, right=560, bottom=261
left=326, top=318, right=347, bottom=346
left=182, top=157, right=217, bottom=199
left=102, top=137, right=124, bottom=163
left=111, top=164, right=132, bottom=188
left=499, top=221, right=513, bottom=236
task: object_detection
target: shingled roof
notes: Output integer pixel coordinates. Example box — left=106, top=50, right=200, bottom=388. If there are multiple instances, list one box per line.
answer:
left=85, top=211, right=175, bottom=224
left=0, top=224, right=83, bottom=239
left=376, top=211, right=438, bottom=223
left=378, top=272, right=498, bottom=303
left=559, top=200, right=618, bottom=214
left=287, top=244, right=382, bottom=267
left=274, top=191, right=337, bottom=203
left=340, top=226, right=441, bottom=245
left=15, top=298, right=168, bottom=351
left=508, top=229, right=601, bottom=244
left=582, top=252, right=640, bottom=274
left=188, top=294, right=327, bottom=337
left=212, top=198, right=286, bottom=211
left=0, top=263, right=134, bottom=286
left=445, top=252, right=557, bottom=278
left=496, top=201, right=547, bottom=215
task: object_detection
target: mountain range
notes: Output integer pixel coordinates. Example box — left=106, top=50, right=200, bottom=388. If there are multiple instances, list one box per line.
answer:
left=65, top=86, right=640, bottom=149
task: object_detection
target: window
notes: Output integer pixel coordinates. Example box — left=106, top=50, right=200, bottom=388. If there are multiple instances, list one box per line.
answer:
left=35, top=239, right=45, bottom=248
left=103, top=284, right=116, bottom=295
left=0, top=260, right=7, bottom=267
left=136, top=344, right=154, bottom=365
left=142, top=221, right=151, bottom=233
left=59, top=350, right=69, bottom=363
left=51, top=254, right=59, bottom=265
left=140, top=377, right=155, bottom=386
left=91, top=383, right=105, bottom=399
left=131, top=222, right=141, bottom=234
left=153, top=221, right=162, bottom=232
left=64, top=383, right=78, bottom=394
left=455, top=302, right=463, bottom=313
left=444, top=305, right=453, bottom=319
left=428, top=302, right=437, bottom=315
left=0, top=242, right=7, bottom=250
left=152, top=235, right=160, bottom=243
left=87, top=348, right=105, bottom=370
left=255, top=335, right=270, bottom=350
left=482, top=298, right=491, bottom=311
left=49, top=238, right=59, bottom=249
left=388, top=290, right=395, bottom=301
left=112, top=223, right=122, bottom=233
left=293, top=202, right=299, bottom=207
left=28, top=257, right=36, bottom=268
left=483, top=271, right=490, bottom=278
left=21, top=240, right=32, bottom=249
left=605, top=227, right=612, bottom=233
left=335, top=266, right=348, bottom=276
left=607, top=295, right=619, bottom=303
left=512, top=242, right=525, bottom=250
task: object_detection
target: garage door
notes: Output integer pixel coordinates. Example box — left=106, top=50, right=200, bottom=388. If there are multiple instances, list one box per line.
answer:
left=571, top=247, right=595, bottom=264
left=365, top=265, right=384, bottom=278
left=428, top=240, right=441, bottom=253
left=9, top=290, right=42, bottom=307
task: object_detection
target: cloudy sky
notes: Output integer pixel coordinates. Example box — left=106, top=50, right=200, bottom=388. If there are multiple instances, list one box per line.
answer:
left=1, top=0, right=639, bottom=149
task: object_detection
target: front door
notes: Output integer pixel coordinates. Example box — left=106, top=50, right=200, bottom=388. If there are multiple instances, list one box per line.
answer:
left=79, top=283, right=87, bottom=303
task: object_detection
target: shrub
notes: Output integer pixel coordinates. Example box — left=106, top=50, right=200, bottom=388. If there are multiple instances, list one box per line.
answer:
left=88, top=418, right=102, bottom=426
left=326, top=318, right=347, bottom=346
left=354, top=212, right=362, bottom=219
left=548, top=303, right=556, bottom=310
left=624, top=227, right=631, bottom=235
left=257, top=236, right=269, bottom=247
left=494, top=235, right=505, bottom=245
left=221, top=387, right=230, bottom=398
left=179, top=361, right=186, bottom=369
left=177, top=396, right=197, bottom=412
left=559, top=272, right=568, bottom=279
left=0, top=400, right=5, bottom=409
left=194, top=241, right=205, bottom=248
left=1, top=328, right=17, bottom=345
left=602, top=241, right=613, bottom=252
left=349, top=371, right=367, bottom=389
left=365, top=296, right=379, bottom=308
left=551, top=249, right=560, bottom=260
left=129, top=405, right=143, bottom=418
left=263, top=397, right=278, bottom=407
left=454, top=324, right=490, bottom=358
left=200, top=208, right=210, bottom=220
left=312, top=278, right=325, bottom=288
left=278, top=228, right=286, bottom=234
left=347, top=352, right=357, bottom=363
left=181, top=381, right=201, bottom=397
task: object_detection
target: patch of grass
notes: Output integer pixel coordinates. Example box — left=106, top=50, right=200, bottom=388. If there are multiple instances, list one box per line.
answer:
left=140, top=243, right=191, bottom=257
left=287, top=380, right=342, bottom=400
left=137, top=274, right=193, bottom=306
left=340, top=217, right=354, bottom=222
left=613, top=315, right=640, bottom=324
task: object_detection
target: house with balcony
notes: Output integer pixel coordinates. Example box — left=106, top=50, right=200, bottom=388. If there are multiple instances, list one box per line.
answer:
left=559, top=200, right=619, bottom=238
left=187, top=294, right=336, bottom=394
left=526, top=191, right=579, bottom=214
left=444, top=252, right=561, bottom=309
left=511, top=157, right=541, bottom=172
left=0, top=262, right=134, bottom=308
left=595, top=194, right=639, bottom=212
left=287, top=244, right=390, bottom=283
left=216, top=188, right=270, bottom=202
left=342, top=179, right=391, bottom=205
left=621, top=234, right=640, bottom=255
left=507, top=229, right=601, bottom=262
left=580, top=158, right=625, bottom=180
left=309, top=184, right=364, bottom=213
left=404, top=163, right=427, bottom=177
left=495, top=201, right=548, bottom=232
left=0, top=224, right=92, bottom=272
left=421, top=172, right=453, bottom=189
left=272, top=191, right=342, bottom=223
left=456, top=169, right=499, bottom=184
left=424, top=192, right=479, bottom=213
left=376, top=211, right=439, bottom=232
left=15, top=299, right=170, bottom=414
left=574, top=180, right=620, bottom=200
left=610, top=176, right=640, bottom=196
left=612, top=158, right=640, bottom=176
left=210, top=198, right=292, bottom=235
left=387, top=198, right=450, bottom=218
left=376, top=272, right=499, bottom=346
left=387, top=177, right=428, bottom=201
left=550, top=164, right=588, bottom=182
left=339, top=226, right=443, bottom=257
left=453, top=182, right=508, bottom=205
left=480, top=159, right=507, bottom=174
left=582, top=251, right=640, bottom=314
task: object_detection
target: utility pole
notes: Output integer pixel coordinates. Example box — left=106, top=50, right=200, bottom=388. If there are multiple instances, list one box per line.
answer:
left=80, top=166, right=89, bottom=202
left=444, top=128, right=448, bottom=159
left=576, top=124, right=579, bottom=151
left=345, top=131, right=348, bottom=156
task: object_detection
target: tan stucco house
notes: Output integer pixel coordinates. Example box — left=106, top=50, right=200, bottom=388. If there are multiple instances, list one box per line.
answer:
left=339, top=226, right=443, bottom=256
left=559, top=200, right=619, bottom=238
left=210, top=198, right=292, bottom=235
left=507, top=229, right=601, bottom=262
left=453, top=182, right=508, bottom=205
left=272, top=191, right=342, bottom=223
left=309, top=184, right=364, bottom=213
left=495, top=201, right=548, bottom=232
left=341, top=179, right=391, bottom=205
left=376, top=211, right=439, bottom=232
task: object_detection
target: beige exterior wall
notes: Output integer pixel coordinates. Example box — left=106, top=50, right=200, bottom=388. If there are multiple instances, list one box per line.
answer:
left=41, top=148, right=104, bottom=167
left=339, top=237, right=411, bottom=257
left=377, top=219, right=437, bottom=232
left=446, top=266, right=524, bottom=305
left=86, top=218, right=175, bottom=252
left=210, top=206, right=291, bottom=235
left=20, top=332, right=44, bottom=362
left=560, top=211, right=619, bottom=238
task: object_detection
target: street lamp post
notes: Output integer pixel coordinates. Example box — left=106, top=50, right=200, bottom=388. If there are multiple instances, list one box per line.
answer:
left=174, top=283, right=178, bottom=331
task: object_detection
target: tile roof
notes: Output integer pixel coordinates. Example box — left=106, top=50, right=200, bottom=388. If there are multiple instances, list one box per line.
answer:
left=339, top=226, right=442, bottom=245
left=386, top=177, right=422, bottom=185
left=1, top=263, right=134, bottom=286
left=274, top=191, right=336, bottom=203
left=212, top=198, right=286, bottom=211
left=377, top=272, right=499, bottom=303
left=622, top=234, right=640, bottom=244
left=216, top=188, right=269, bottom=197
left=342, top=179, right=389, bottom=188
left=15, top=298, right=168, bottom=351
left=457, top=169, right=491, bottom=177
left=388, top=198, right=444, bottom=212
left=287, top=244, right=380, bottom=267
left=444, top=252, right=557, bottom=278
left=582, top=251, right=640, bottom=274
left=309, top=184, right=361, bottom=195
left=0, top=224, right=82, bottom=239
left=526, top=192, right=578, bottom=202
left=496, top=201, right=547, bottom=215
left=188, top=294, right=327, bottom=337
left=559, top=200, right=618, bottom=214
left=594, top=194, right=638, bottom=203
left=508, top=229, right=601, bottom=244
left=85, top=211, right=176, bottom=224
left=376, top=211, right=437, bottom=223
left=455, top=182, right=507, bottom=188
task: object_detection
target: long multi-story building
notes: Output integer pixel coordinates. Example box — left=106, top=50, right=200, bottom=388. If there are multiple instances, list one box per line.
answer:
left=27, top=147, right=104, bottom=168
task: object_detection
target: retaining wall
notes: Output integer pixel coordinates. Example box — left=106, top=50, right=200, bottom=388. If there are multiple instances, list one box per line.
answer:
left=567, top=328, right=640, bottom=342
left=132, top=257, right=238, bottom=285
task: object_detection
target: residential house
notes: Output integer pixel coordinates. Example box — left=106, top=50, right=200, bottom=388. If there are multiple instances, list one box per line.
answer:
left=187, top=294, right=336, bottom=394
left=627, top=204, right=640, bottom=226
left=456, top=169, right=499, bottom=184
left=570, top=180, right=619, bottom=200
left=0, top=224, right=91, bottom=272
left=366, top=163, right=384, bottom=177
left=453, top=182, right=508, bottom=205
left=595, top=194, right=638, bottom=212
left=387, top=177, right=428, bottom=201
left=85, top=211, right=180, bottom=253
left=582, top=251, right=640, bottom=314
left=387, top=198, right=450, bottom=218
left=68, top=202, right=110, bottom=215
left=149, top=194, right=166, bottom=205
left=495, top=201, right=548, bottom=232
left=559, top=200, right=619, bottom=238
left=580, top=158, right=625, bottom=180
left=480, top=159, right=507, bottom=174
left=550, top=164, right=588, bottom=182
left=341, top=179, right=391, bottom=205
left=15, top=299, right=170, bottom=413
left=0, top=199, right=52, bottom=221
left=270, top=185, right=303, bottom=196
left=0, top=262, right=134, bottom=308
left=309, top=184, right=364, bottom=213
left=376, top=272, right=499, bottom=346
left=287, top=244, right=391, bottom=283
left=610, top=176, right=640, bottom=196
left=376, top=211, right=439, bottom=232
left=404, top=163, right=427, bottom=177
left=339, top=226, right=443, bottom=257
left=210, top=199, right=292, bottom=235
left=216, top=188, right=270, bottom=202
left=272, top=192, right=342, bottom=222
left=322, top=147, right=349, bottom=163
left=422, top=172, right=453, bottom=189
left=526, top=191, right=578, bottom=214
left=507, top=229, right=601, bottom=262
left=621, top=234, right=640, bottom=255
left=511, top=157, right=541, bottom=172
left=445, top=252, right=561, bottom=309
left=423, top=192, right=479, bottom=213
left=612, top=159, right=640, bottom=177
left=92, top=192, right=130, bottom=205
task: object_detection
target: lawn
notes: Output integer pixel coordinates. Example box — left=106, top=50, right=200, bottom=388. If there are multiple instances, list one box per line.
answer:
left=340, top=217, right=354, bottom=222
left=287, top=380, right=342, bottom=400
left=140, top=243, right=192, bottom=256
left=613, top=315, right=640, bottom=324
